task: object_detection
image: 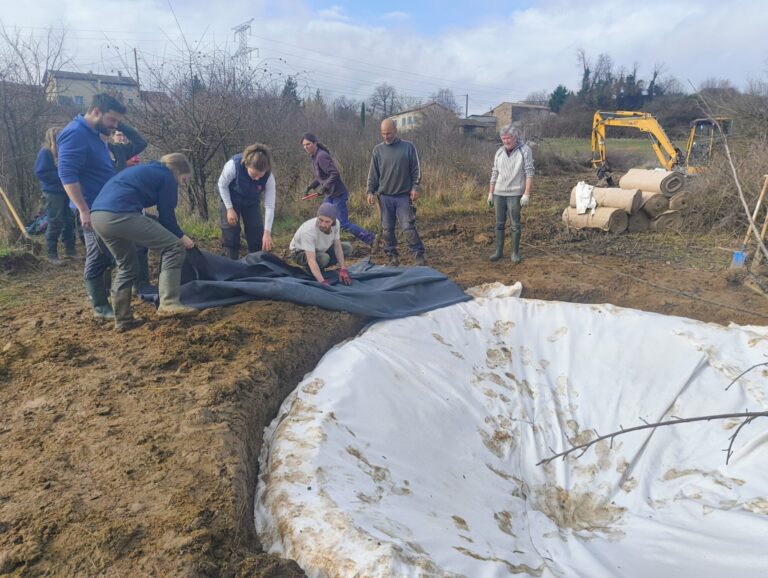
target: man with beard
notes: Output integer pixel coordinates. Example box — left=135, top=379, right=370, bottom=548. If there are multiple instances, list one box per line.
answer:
left=289, top=203, right=353, bottom=286
left=58, top=93, right=126, bottom=319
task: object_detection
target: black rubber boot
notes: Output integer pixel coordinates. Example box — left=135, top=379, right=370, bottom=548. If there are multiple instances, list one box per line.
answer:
left=227, top=247, right=240, bottom=260
left=489, top=229, right=504, bottom=262
left=511, top=230, right=521, bottom=264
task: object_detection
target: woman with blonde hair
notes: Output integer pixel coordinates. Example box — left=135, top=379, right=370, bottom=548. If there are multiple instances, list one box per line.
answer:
left=34, top=126, right=76, bottom=263
left=90, top=153, right=198, bottom=331
left=216, top=143, right=276, bottom=259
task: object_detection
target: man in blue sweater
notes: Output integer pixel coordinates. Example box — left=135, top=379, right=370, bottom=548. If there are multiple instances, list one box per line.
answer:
left=367, top=119, right=425, bottom=267
left=57, top=93, right=126, bottom=319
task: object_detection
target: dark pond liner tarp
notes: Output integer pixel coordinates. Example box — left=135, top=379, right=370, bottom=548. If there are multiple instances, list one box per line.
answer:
left=140, top=249, right=471, bottom=319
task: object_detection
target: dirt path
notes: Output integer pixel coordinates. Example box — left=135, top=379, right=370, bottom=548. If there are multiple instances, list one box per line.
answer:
left=2, top=175, right=767, bottom=576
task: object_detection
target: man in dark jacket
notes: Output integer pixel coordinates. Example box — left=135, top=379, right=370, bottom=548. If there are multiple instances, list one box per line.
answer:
left=366, top=119, right=425, bottom=267
left=57, top=93, right=125, bottom=320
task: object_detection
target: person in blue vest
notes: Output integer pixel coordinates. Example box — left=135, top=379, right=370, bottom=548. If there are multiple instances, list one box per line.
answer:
left=216, top=143, right=276, bottom=259
left=34, top=126, right=76, bottom=264
left=57, top=93, right=125, bottom=320
left=91, top=153, right=198, bottom=331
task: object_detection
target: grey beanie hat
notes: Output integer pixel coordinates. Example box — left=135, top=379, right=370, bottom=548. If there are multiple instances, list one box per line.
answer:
left=317, top=203, right=337, bottom=221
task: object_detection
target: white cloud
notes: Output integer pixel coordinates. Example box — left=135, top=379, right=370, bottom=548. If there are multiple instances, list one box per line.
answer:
left=317, top=5, right=351, bottom=22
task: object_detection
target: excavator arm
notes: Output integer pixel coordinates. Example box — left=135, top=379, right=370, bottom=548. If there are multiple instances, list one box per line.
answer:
left=591, top=111, right=685, bottom=172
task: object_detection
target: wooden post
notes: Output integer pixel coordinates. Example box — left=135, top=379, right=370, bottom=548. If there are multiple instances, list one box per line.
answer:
left=743, top=174, right=768, bottom=247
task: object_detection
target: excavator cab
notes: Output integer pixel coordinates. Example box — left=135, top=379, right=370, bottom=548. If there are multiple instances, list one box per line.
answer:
left=686, top=118, right=733, bottom=172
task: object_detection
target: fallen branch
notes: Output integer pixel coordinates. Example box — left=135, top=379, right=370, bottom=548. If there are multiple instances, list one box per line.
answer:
left=536, top=411, right=768, bottom=466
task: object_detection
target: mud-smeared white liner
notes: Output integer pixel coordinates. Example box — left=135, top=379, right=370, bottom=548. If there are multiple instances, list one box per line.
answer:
left=255, top=282, right=768, bottom=578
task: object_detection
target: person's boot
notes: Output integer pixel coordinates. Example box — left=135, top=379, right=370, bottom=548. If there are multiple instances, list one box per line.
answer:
left=387, top=253, right=400, bottom=267
left=46, top=240, right=64, bottom=266
left=414, top=253, right=426, bottom=267
left=227, top=247, right=240, bottom=260
left=133, top=251, right=151, bottom=296
left=103, top=268, right=113, bottom=300
left=64, top=246, right=80, bottom=260
left=511, top=230, right=522, bottom=264
left=489, top=229, right=504, bottom=262
left=84, top=277, right=115, bottom=320
left=112, top=287, right=143, bottom=332
left=157, top=268, right=198, bottom=318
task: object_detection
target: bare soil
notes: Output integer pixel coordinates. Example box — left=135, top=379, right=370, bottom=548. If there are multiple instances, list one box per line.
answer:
left=1, top=173, right=767, bottom=577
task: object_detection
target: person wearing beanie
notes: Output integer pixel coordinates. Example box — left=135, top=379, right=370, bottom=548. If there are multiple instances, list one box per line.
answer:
left=301, top=132, right=376, bottom=246
left=289, top=203, right=353, bottom=285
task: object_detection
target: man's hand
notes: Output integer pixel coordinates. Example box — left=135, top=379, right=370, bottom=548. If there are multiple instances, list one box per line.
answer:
left=487, top=192, right=494, bottom=208
left=410, top=188, right=419, bottom=202
left=367, top=194, right=376, bottom=205
left=80, top=208, right=92, bottom=230
left=320, top=278, right=330, bottom=286
left=262, top=231, right=273, bottom=252
left=521, top=194, right=530, bottom=207
left=226, top=208, right=238, bottom=226
left=338, top=268, right=352, bottom=286
left=181, top=235, right=195, bottom=249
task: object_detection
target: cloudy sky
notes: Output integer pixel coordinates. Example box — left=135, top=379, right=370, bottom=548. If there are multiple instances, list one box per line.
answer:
left=2, top=0, right=766, bottom=114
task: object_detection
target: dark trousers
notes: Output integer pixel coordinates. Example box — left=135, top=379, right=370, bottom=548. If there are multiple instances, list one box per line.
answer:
left=82, top=226, right=115, bottom=280
left=380, top=193, right=424, bottom=257
left=494, top=194, right=522, bottom=233
left=219, top=200, right=263, bottom=253
left=43, top=192, right=75, bottom=256
left=326, top=192, right=374, bottom=245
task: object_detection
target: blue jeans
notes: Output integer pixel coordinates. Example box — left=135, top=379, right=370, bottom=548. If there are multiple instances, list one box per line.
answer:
left=326, top=192, right=374, bottom=245
left=379, top=193, right=424, bottom=256
left=83, top=226, right=115, bottom=280
left=494, top=195, right=521, bottom=233
left=43, top=193, right=75, bottom=256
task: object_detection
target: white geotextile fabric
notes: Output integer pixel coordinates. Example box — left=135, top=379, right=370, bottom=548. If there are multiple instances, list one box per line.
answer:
left=255, top=285, right=768, bottom=578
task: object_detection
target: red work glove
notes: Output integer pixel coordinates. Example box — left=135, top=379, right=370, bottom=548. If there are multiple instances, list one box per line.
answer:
left=338, top=268, right=352, bottom=286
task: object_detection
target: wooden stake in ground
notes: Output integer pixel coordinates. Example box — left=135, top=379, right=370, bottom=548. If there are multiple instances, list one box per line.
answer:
left=0, top=185, right=42, bottom=252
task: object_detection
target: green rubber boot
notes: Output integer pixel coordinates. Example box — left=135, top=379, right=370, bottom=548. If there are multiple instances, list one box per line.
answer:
left=489, top=229, right=504, bottom=262
left=84, top=277, right=115, bottom=320
left=112, top=287, right=143, bottom=332
left=511, top=230, right=521, bottom=264
left=157, top=268, right=198, bottom=318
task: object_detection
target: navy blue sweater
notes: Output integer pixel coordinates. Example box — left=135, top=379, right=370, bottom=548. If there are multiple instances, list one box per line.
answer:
left=57, top=115, right=116, bottom=207
left=34, top=148, right=66, bottom=194
left=91, top=162, right=185, bottom=238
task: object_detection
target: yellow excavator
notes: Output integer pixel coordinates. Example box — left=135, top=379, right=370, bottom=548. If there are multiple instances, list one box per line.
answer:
left=591, top=110, right=732, bottom=181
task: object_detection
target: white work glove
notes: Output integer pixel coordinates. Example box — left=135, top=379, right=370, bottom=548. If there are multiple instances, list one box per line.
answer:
left=520, top=194, right=530, bottom=207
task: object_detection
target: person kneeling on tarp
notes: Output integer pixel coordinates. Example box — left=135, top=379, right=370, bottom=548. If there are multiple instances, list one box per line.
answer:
left=289, top=203, right=353, bottom=286
left=91, top=153, right=199, bottom=331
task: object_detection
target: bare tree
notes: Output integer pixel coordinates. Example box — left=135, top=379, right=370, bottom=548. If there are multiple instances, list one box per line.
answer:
left=430, top=88, right=462, bottom=115
left=368, top=83, right=400, bottom=118
left=0, top=25, right=68, bottom=232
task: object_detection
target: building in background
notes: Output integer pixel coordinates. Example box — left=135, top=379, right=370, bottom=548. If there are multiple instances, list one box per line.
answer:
left=486, top=102, right=551, bottom=132
left=43, top=70, right=140, bottom=107
left=388, top=102, right=454, bottom=132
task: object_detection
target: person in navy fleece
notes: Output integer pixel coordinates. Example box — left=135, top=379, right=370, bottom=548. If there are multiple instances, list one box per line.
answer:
left=34, top=126, right=76, bottom=264
left=91, top=153, right=197, bottom=331
left=57, top=93, right=125, bottom=320
left=301, top=132, right=375, bottom=247
left=216, top=143, right=276, bottom=259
